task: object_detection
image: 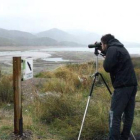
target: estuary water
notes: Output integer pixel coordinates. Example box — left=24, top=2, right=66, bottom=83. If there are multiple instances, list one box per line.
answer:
left=0, top=47, right=139, bottom=62
left=41, top=47, right=140, bottom=54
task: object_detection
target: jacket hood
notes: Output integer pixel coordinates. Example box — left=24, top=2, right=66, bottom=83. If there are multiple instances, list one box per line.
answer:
left=108, top=39, right=124, bottom=48
left=102, top=39, right=124, bottom=55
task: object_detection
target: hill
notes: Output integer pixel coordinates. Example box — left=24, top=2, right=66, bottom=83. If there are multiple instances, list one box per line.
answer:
left=0, top=28, right=83, bottom=46
left=37, top=28, right=79, bottom=43
left=0, top=28, right=140, bottom=47
left=37, top=28, right=101, bottom=45
left=0, top=28, right=36, bottom=39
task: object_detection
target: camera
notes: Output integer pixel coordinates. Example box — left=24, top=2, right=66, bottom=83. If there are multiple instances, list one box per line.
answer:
left=88, top=42, right=102, bottom=51
left=88, top=42, right=106, bottom=56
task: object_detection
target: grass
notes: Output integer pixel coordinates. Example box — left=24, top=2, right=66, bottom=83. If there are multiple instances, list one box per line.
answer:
left=29, top=61, right=112, bottom=139
left=33, top=94, right=109, bottom=140
left=0, top=75, right=13, bottom=104
left=33, top=58, right=140, bottom=140
left=0, top=57, right=140, bottom=139
left=0, top=105, right=13, bottom=139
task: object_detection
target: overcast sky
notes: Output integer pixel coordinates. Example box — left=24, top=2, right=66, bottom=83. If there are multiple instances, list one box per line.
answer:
left=0, top=0, right=140, bottom=43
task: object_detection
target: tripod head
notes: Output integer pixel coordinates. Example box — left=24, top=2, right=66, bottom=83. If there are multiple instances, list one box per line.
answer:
left=88, top=43, right=106, bottom=77
left=94, top=47, right=100, bottom=56
left=88, top=47, right=100, bottom=77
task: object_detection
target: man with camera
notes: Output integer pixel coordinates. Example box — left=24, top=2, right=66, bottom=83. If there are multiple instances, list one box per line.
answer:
left=101, top=34, right=137, bottom=140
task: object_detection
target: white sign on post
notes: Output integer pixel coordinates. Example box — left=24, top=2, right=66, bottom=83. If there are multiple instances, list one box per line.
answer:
left=22, top=58, right=33, bottom=80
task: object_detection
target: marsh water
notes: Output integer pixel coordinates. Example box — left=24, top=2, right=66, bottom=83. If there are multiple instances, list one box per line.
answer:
left=0, top=47, right=139, bottom=62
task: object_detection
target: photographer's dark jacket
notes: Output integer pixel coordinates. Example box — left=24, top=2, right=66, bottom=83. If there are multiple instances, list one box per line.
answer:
left=103, top=39, right=137, bottom=89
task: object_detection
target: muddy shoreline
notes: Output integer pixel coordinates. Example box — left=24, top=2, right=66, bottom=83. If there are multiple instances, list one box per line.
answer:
left=0, top=46, right=98, bottom=75
left=0, top=46, right=139, bottom=75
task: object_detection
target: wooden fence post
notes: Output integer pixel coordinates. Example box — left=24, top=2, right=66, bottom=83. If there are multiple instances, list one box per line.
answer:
left=13, top=57, right=23, bottom=136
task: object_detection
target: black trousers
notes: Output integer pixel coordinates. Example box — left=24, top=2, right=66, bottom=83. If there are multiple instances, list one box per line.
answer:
left=109, top=86, right=137, bottom=140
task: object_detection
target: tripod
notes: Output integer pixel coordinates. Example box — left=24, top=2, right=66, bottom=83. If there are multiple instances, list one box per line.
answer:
left=77, top=48, right=136, bottom=140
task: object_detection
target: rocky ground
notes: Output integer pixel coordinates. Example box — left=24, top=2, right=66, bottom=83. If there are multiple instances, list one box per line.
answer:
left=10, top=130, right=33, bottom=140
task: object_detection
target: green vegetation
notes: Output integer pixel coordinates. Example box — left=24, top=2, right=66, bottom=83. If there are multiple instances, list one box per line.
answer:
left=0, top=75, right=13, bottom=104
left=0, top=57, right=140, bottom=139
left=33, top=62, right=111, bottom=140
left=132, top=57, right=140, bottom=69
left=33, top=58, right=140, bottom=140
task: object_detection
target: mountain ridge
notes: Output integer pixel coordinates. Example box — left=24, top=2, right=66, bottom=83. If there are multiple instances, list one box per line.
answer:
left=37, top=28, right=80, bottom=43
left=0, top=28, right=139, bottom=47
left=0, top=28, right=84, bottom=46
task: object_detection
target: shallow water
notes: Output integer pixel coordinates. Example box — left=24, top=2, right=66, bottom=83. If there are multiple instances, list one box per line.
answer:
left=41, top=47, right=140, bottom=54
left=42, top=57, right=69, bottom=62
left=0, top=47, right=139, bottom=62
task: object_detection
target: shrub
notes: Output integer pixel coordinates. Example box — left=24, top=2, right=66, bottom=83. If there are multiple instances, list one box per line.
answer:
left=0, top=75, right=13, bottom=103
left=132, top=57, right=140, bottom=68
left=35, top=93, right=110, bottom=140
left=33, top=59, right=140, bottom=139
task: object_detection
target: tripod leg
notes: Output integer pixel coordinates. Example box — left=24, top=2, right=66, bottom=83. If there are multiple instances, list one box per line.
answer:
left=77, top=96, right=91, bottom=140
left=99, top=73, right=112, bottom=95
left=131, top=131, right=136, bottom=140
left=77, top=76, right=97, bottom=140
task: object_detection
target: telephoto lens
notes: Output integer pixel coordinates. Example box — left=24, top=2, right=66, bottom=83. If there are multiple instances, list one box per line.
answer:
left=88, top=42, right=102, bottom=50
